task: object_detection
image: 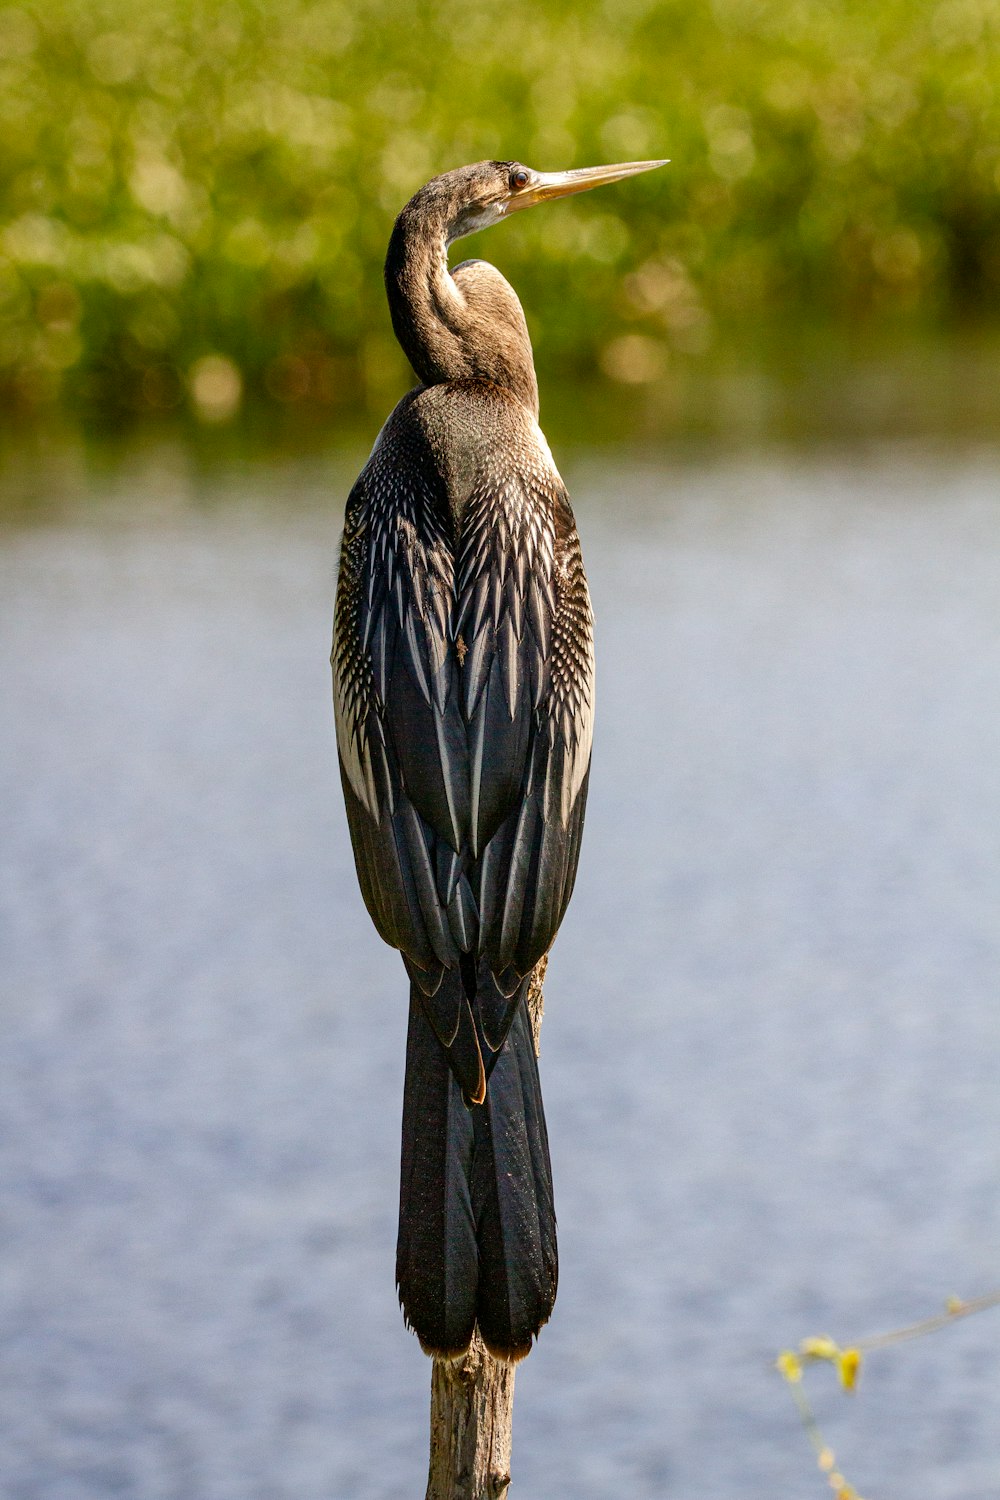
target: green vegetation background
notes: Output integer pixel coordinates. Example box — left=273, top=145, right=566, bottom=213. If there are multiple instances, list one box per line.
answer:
left=1, top=0, right=998, bottom=434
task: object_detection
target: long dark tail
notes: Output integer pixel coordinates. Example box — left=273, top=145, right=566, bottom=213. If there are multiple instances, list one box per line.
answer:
left=396, top=976, right=557, bottom=1361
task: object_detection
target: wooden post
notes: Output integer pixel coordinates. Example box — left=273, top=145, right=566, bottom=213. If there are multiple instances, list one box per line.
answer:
left=425, top=958, right=549, bottom=1500
left=426, top=1335, right=515, bottom=1500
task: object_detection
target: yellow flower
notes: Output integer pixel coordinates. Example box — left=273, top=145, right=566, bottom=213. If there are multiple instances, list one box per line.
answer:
left=776, top=1350, right=803, bottom=1383
left=801, top=1336, right=840, bottom=1362
left=838, top=1348, right=862, bottom=1391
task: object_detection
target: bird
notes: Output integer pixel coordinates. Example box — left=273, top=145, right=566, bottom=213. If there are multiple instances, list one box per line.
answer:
left=332, top=158, right=666, bottom=1362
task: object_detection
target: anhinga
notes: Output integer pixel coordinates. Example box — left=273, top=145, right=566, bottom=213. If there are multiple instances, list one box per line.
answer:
left=332, top=158, right=665, bottom=1361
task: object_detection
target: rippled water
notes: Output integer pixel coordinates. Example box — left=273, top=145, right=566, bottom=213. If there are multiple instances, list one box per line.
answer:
left=1, top=442, right=999, bottom=1499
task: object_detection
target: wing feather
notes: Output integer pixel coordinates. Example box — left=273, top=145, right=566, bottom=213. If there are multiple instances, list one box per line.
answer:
left=466, top=481, right=594, bottom=981
left=333, top=385, right=593, bottom=1022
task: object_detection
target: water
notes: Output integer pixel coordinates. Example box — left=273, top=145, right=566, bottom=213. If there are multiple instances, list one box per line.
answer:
left=1, top=440, right=999, bottom=1499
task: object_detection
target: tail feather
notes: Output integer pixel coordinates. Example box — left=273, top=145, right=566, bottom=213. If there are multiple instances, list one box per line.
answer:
left=415, top=967, right=486, bottom=1104
left=472, top=999, right=558, bottom=1359
left=396, top=978, right=557, bottom=1362
left=396, top=987, right=478, bottom=1357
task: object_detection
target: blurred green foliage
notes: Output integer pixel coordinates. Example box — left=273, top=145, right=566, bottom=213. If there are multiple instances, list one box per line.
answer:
left=0, top=0, right=998, bottom=425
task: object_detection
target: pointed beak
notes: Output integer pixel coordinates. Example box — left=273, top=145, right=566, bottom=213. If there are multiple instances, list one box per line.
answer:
left=506, top=158, right=669, bottom=214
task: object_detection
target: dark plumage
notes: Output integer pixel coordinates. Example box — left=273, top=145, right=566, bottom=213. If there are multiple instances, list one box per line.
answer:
left=332, top=157, right=665, bottom=1360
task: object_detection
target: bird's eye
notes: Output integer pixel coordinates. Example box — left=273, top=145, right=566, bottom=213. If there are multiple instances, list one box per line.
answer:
left=511, top=168, right=530, bottom=190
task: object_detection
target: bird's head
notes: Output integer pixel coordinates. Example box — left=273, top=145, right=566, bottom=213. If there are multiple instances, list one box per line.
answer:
left=407, top=158, right=668, bottom=246
left=385, top=156, right=668, bottom=409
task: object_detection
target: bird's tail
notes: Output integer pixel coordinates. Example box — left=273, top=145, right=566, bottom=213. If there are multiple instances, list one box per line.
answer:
left=396, top=975, right=558, bottom=1361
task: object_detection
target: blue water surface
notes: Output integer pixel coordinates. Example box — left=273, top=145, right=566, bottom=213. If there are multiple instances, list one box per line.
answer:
left=1, top=441, right=998, bottom=1499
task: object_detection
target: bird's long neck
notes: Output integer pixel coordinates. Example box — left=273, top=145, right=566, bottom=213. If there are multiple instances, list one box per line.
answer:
left=384, top=202, right=539, bottom=417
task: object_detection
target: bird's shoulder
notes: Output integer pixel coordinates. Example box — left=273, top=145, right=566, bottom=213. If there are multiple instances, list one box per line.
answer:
left=358, top=381, right=563, bottom=531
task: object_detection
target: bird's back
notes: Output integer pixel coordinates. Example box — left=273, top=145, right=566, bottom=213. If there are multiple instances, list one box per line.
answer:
left=333, top=378, right=594, bottom=999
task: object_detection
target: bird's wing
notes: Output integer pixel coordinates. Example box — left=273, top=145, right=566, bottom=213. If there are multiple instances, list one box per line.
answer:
left=455, top=464, right=594, bottom=997
left=333, top=436, right=471, bottom=989
left=333, top=399, right=594, bottom=1016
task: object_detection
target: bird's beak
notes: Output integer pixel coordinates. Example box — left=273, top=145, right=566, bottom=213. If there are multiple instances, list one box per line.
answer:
left=506, top=159, right=669, bottom=213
